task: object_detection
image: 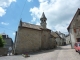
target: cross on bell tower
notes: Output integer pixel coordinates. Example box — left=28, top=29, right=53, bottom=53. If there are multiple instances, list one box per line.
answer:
left=40, top=12, right=47, bottom=28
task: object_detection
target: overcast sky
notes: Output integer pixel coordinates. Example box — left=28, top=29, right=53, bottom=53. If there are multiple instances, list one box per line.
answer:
left=0, top=0, right=80, bottom=41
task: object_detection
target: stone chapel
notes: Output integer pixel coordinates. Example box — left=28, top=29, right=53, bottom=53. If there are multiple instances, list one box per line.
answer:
left=14, top=12, right=56, bottom=54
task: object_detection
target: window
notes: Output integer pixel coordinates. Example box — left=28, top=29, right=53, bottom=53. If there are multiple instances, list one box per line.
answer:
left=77, top=38, right=80, bottom=42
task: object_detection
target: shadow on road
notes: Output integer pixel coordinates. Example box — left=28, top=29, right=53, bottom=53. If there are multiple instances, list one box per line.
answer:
left=29, top=45, right=71, bottom=55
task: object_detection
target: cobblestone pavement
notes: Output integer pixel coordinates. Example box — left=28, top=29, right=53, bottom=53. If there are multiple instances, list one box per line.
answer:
left=0, top=45, right=80, bottom=60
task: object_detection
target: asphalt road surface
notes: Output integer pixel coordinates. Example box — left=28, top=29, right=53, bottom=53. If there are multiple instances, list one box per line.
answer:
left=0, top=45, right=80, bottom=60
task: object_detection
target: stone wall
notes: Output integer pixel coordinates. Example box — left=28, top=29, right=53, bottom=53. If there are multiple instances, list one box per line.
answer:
left=66, top=35, right=70, bottom=44
left=70, top=28, right=76, bottom=48
left=14, top=27, right=41, bottom=54
left=50, top=38, right=56, bottom=49
left=41, top=29, right=51, bottom=49
left=14, top=27, right=57, bottom=54
left=0, top=48, right=8, bottom=56
left=3, top=38, right=13, bottom=48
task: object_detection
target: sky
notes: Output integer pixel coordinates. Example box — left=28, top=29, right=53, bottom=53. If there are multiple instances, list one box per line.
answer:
left=0, top=0, right=80, bottom=42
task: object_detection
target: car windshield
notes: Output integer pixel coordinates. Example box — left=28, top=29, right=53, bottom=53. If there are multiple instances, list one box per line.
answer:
left=78, top=43, right=80, bottom=46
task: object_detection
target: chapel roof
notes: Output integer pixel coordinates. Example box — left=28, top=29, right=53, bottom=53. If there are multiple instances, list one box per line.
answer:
left=19, top=21, right=51, bottom=31
left=21, top=22, right=43, bottom=30
left=51, top=31, right=60, bottom=38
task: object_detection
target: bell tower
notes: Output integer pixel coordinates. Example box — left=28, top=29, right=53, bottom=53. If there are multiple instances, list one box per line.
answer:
left=40, top=12, right=47, bottom=28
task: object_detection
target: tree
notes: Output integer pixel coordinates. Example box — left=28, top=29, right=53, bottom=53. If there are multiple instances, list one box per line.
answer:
left=0, top=35, right=5, bottom=47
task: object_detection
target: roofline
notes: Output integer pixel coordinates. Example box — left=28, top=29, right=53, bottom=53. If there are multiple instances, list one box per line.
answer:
left=18, top=26, right=51, bottom=32
left=55, top=32, right=61, bottom=38
left=41, top=28, right=51, bottom=31
left=50, top=34, right=55, bottom=38
left=18, top=26, right=42, bottom=31
left=67, top=8, right=80, bottom=31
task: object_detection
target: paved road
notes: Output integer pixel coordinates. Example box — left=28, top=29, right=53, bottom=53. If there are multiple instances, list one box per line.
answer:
left=0, top=45, right=80, bottom=60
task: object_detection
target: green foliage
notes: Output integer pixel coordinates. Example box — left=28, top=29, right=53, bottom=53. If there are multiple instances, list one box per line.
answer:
left=0, top=35, right=5, bottom=47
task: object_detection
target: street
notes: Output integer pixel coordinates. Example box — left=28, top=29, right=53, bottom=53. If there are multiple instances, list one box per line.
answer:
left=0, top=45, right=80, bottom=60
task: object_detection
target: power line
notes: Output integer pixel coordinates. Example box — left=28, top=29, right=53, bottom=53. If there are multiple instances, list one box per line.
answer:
left=19, top=0, right=27, bottom=19
left=5, top=0, right=27, bottom=21
left=0, top=26, right=16, bottom=32
left=0, top=0, right=27, bottom=32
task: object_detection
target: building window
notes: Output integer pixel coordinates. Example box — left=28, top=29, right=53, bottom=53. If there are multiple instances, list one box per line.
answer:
left=76, top=28, right=80, bottom=36
left=77, top=38, right=80, bottom=42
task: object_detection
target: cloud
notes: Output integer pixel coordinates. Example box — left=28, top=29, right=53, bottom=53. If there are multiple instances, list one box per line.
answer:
left=30, top=0, right=80, bottom=34
left=0, top=7, right=6, bottom=16
left=27, top=0, right=33, bottom=2
left=31, top=17, right=36, bottom=22
left=1, top=22, right=9, bottom=25
left=36, top=22, right=40, bottom=25
left=0, top=0, right=16, bottom=17
left=13, top=32, right=15, bottom=35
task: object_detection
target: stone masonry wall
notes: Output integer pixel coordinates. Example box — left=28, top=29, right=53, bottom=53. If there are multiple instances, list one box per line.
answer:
left=15, top=27, right=41, bottom=54
left=50, top=38, right=56, bottom=49
left=41, top=29, right=51, bottom=49
left=0, top=48, right=8, bottom=56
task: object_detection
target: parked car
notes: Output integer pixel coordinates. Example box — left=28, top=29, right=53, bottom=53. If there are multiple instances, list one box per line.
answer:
left=74, top=42, right=80, bottom=54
